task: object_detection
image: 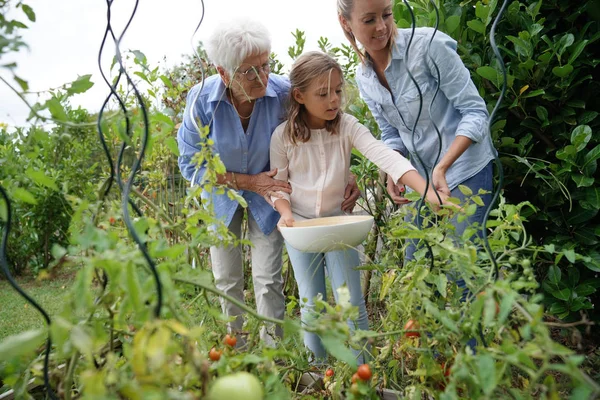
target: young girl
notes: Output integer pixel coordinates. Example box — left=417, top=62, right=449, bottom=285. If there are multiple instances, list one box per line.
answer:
left=269, top=51, right=449, bottom=364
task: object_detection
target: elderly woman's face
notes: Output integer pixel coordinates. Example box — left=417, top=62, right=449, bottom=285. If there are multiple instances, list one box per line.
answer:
left=228, top=51, right=271, bottom=101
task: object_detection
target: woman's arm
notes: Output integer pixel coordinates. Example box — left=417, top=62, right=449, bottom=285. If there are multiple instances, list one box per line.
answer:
left=426, top=31, right=489, bottom=191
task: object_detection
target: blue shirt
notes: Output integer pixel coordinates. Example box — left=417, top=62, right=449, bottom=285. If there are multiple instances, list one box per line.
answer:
left=356, top=28, right=496, bottom=190
left=177, top=74, right=290, bottom=235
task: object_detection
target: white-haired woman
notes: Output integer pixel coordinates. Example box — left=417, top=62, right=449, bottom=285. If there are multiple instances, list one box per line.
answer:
left=177, top=19, right=360, bottom=345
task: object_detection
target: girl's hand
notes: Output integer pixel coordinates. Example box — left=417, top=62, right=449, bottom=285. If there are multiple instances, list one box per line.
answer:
left=432, top=166, right=451, bottom=197
left=387, top=174, right=411, bottom=205
left=277, top=214, right=295, bottom=229
left=341, top=173, right=361, bottom=212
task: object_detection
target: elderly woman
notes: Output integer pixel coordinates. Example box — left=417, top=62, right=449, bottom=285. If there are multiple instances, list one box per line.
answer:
left=177, top=19, right=359, bottom=345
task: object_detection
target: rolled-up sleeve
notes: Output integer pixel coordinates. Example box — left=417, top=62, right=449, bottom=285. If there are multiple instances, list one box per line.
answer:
left=269, top=126, right=291, bottom=205
left=177, top=85, right=209, bottom=186
left=426, top=31, right=489, bottom=143
left=348, top=116, right=416, bottom=184
left=357, top=82, right=409, bottom=157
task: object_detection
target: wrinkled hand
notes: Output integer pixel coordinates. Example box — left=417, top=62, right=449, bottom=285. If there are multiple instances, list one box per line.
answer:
left=277, top=214, right=295, bottom=230
left=386, top=174, right=411, bottom=206
left=249, top=169, right=292, bottom=200
left=341, top=173, right=361, bottom=213
left=432, top=166, right=451, bottom=197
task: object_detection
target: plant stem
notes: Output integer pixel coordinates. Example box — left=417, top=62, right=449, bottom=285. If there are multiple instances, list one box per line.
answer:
left=63, top=352, right=79, bottom=400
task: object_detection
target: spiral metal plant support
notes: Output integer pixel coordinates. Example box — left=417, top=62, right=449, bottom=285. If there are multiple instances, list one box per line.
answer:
left=0, top=186, right=58, bottom=400
left=100, top=0, right=163, bottom=318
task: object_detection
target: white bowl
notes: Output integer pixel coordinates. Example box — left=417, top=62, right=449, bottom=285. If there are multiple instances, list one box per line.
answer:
left=279, top=215, right=374, bottom=253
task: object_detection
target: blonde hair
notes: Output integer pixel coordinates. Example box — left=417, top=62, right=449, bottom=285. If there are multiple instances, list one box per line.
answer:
left=285, top=52, right=343, bottom=144
left=337, top=0, right=398, bottom=64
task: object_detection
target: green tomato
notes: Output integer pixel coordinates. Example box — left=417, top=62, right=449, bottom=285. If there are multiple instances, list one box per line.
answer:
left=208, top=372, right=263, bottom=400
left=521, top=259, right=531, bottom=268
left=508, top=256, right=518, bottom=265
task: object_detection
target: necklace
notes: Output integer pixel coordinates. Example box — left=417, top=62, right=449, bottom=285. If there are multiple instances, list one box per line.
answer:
left=230, top=91, right=254, bottom=120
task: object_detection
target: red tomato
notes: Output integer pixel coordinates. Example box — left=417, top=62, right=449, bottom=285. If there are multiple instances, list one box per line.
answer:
left=357, top=364, right=372, bottom=381
left=404, top=319, right=421, bottom=338
left=224, top=334, right=237, bottom=347
left=325, top=368, right=334, bottom=377
left=209, top=347, right=222, bottom=361
left=351, top=372, right=360, bottom=383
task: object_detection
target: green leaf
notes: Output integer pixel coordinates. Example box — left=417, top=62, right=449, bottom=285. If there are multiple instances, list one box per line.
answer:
left=575, top=284, right=596, bottom=297
left=444, top=15, right=460, bottom=34
left=567, top=207, right=598, bottom=225
left=0, top=329, right=46, bottom=360
left=556, top=33, right=575, bottom=57
left=12, top=187, right=37, bottom=205
left=563, top=249, right=576, bottom=264
left=571, top=174, right=594, bottom=188
left=467, top=20, right=486, bottom=34
left=477, top=354, right=497, bottom=395
left=25, top=168, right=59, bottom=191
left=159, top=75, right=173, bottom=89
left=548, top=265, right=561, bottom=284
left=458, top=184, right=473, bottom=196
left=578, top=111, right=598, bottom=125
left=570, top=125, right=592, bottom=152
left=21, top=4, right=36, bottom=22
left=522, top=89, right=545, bottom=98
left=552, top=64, right=574, bottom=78
left=14, top=75, right=29, bottom=91
left=131, top=50, right=147, bottom=65
left=46, top=97, right=68, bottom=121
left=320, top=334, right=357, bottom=369
left=536, top=106, right=549, bottom=123
left=67, top=74, right=94, bottom=95
left=553, top=288, right=571, bottom=301
left=583, top=187, right=600, bottom=209
left=476, top=66, right=498, bottom=83
left=164, top=137, right=180, bottom=156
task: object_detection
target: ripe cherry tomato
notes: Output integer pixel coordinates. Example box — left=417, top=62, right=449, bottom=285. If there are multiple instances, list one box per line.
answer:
left=351, top=372, right=360, bottom=383
left=404, top=319, right=421, bottom=338
left=325, top=368, right=334, bottom=377
left=224, top=334, right=237, bottom=347
left=441, top=362, right=452, bottom=377
left=357, top=364, right=372, bottom=381
left=109, top=217, right=116, bottom=225
left=209, top=347, right=222, bottom=361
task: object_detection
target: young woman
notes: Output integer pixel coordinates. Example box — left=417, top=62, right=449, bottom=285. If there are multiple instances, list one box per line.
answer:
left=270, top=51, right=449, bottom=364
left=337, top=0, right=496, bottom=258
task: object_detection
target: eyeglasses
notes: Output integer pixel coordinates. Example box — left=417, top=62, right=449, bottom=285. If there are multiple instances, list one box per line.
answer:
left=237, top=61, right=272, bottom=81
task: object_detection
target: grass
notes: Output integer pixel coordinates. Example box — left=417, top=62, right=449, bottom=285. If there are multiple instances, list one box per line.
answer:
left=0, top=271, right=74, bottom=341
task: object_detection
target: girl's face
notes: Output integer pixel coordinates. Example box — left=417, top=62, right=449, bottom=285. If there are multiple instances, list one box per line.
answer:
left=294, top=69, right=343, bottom=130
left=341, top=0, right=395, bottom=55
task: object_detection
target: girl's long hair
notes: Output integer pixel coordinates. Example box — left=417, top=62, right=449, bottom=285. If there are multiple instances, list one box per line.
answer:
left=285, top=51, right=343, bottom=145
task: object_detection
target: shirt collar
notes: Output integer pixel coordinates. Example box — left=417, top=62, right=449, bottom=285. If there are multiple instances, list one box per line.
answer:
left=207, top=75, right=278, bottom=103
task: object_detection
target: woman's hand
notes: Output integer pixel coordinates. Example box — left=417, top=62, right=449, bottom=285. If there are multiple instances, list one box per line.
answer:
left=341, top=173, right=361, bottom=212
left=386, top=174, right=411, bottom=205
left=247, top=169, right=292, bottom=198
left=432, top=166, right=451, bottom=197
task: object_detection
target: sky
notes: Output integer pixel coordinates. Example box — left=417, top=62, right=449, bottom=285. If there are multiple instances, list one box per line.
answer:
left=0, top=0, right=349, bottom=127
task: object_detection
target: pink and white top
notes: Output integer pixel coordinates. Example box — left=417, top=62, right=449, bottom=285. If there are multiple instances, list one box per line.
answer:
left=270, top=113, right=416, bottom=220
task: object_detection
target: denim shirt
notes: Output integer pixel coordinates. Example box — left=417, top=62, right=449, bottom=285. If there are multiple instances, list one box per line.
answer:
left=356, top=28, right=497, bottom=189
left=177, top=74, right=290, bottom=235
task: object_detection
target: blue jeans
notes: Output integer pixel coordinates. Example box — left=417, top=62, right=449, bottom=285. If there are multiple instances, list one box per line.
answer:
left=285, top=243, right=369, bottom=365
left=405, top=162, right=493, bottom=351
left=405, top=161, right=494, bottom=261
